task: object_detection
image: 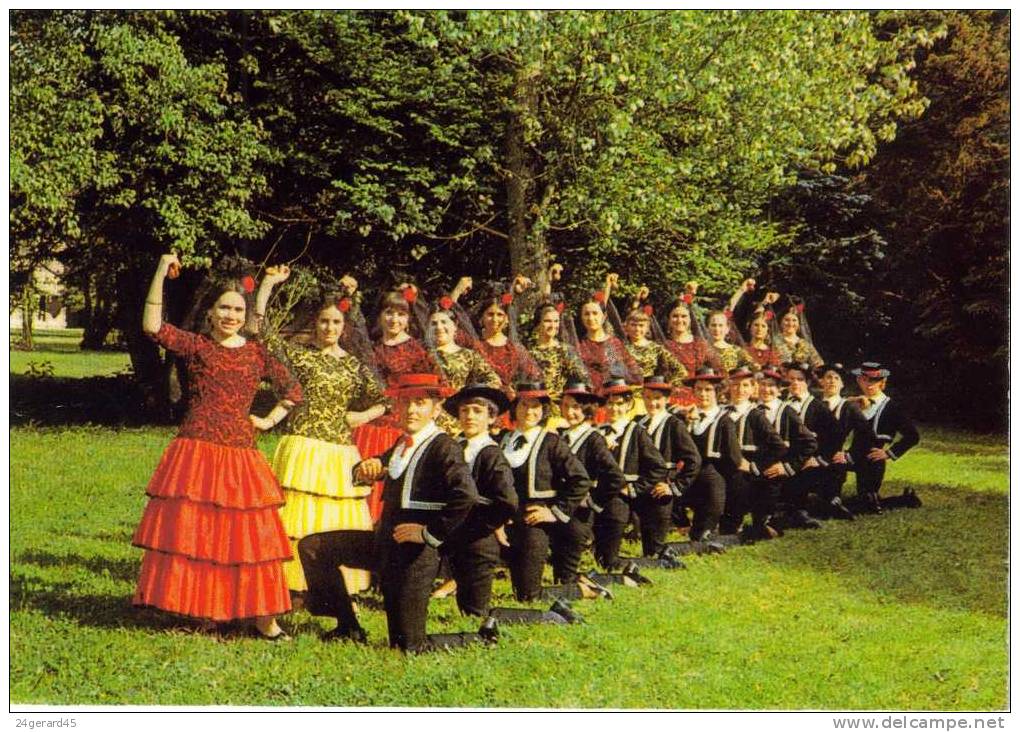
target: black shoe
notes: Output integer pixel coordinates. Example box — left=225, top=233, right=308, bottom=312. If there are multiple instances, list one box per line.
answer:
left=620, top=562, right=653, bottom=585
left=793, top=509, right=823, bottom=530
left=829, top=497, right=856, bottom=521
left=478, top=617, right=499, bottom=644
left=549, top=598, right=585, bottom=624
left=902, top=488, right=922, bottom=508
left=865, top=492, right=883, bottom=515
left=322, top=624, right=368, bottom=644
left=656, top=546, right=688, bottom=569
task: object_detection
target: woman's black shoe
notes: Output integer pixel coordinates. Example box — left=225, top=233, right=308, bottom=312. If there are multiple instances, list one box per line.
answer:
left=322, top=624, right=368, bottom=644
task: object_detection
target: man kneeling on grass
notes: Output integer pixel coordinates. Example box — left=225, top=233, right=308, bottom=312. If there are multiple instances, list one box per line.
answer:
left=298, top=373, right=490, bottom=652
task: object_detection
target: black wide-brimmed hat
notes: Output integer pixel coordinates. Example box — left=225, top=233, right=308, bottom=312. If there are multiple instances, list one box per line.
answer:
left=443, top=383, right=511, bottom=417
left=512, top=381, right=552, bottom=405
left=602, top=377, right=636, bottom=397
left=813, top=362, right=848, bottom=380
left=641, top=374, right=673, bottom=393
left=561, top=380, right=606, bottom=405
left=782, top=361, right=816, bottom=381
left=682, top=366, right=726, bottom=386
left=851, top=361, right=891, bottom=380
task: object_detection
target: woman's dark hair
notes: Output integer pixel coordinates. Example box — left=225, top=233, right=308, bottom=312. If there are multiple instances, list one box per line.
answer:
left=181, top=256, right=259, bottom=336
left=578, top=401, right=598, bottom=420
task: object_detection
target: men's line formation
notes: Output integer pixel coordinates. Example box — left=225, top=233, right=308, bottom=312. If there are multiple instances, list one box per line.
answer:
left=131, top=254, right=921, bottom=650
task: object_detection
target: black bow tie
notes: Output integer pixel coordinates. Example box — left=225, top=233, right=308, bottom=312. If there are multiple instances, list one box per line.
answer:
left=599, top=424, right=615, bottom=435
left=698, top=411, right=708, bottom=420
left=512, top=434, right=528, bottom=450
left=790, top=397, right=802, bottom=404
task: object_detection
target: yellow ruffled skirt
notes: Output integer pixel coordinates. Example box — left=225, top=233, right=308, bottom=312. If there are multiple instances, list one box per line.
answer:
left=272, top=435, right=372, bottom=594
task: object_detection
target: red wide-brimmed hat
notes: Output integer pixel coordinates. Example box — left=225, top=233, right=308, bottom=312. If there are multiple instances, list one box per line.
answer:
left=385, top=372, right=454, bottom=399
left=851, top=361, right=891, bottom=380
left=512, top=381, right=552, bottom=405
left=561, top=380, right=606, bottom=405
left=641, top=374, right=673, bottom=393
left=727, top=366, right=756, bottom=381
left=759, top=368, right=789, bottom=386
left=601, top=377, right=636, bottom=397
left=682, top=366, right=726, bottom=386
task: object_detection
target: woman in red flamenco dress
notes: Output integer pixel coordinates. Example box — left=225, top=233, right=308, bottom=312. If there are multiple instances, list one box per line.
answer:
left=133, top=254, right=303, bottom=640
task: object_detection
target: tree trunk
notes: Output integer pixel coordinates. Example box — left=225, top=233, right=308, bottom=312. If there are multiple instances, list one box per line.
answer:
left=19, top=282, right=35, bottom=350
left=504, top=69, right=550, bottom=311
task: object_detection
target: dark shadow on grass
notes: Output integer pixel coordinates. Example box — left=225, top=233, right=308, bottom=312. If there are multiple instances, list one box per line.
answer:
left=758, top=483, right=1008, bottom=618
left=17, top=550, right=141, bottom=584
left=10, top=373, right=151, bottom=428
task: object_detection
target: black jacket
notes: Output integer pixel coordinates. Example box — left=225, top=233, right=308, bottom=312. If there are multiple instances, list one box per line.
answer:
left=498, top=428, right=592, bottom=523
left=460, top=442, right=518, bottom=540
left=825, top=396, right=873, bottom=461
left=599, top=420, right=669, bottom=499
left=374, top=428, right=479, bottom=548
left=689, top=408, right=743, bottom=480
left=727, top=403, right=787, bottom=478
left=561, top=424, right=627, bottom=510
left=636, top=412, right=701, bottom=496
left=849, top=395, right=920, bottom=463
left=762, top=400, right=818, bottom=476
left=787, top=394, right=841, bottom=465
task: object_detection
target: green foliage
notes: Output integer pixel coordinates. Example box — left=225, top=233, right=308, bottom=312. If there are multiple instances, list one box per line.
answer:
left=9, top=424, right=1007, bottom=706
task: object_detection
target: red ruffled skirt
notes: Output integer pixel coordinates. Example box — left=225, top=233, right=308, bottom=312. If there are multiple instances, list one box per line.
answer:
left=133, top=437, right=293, bottom=621
left=351, top=421, right=402, bottom=522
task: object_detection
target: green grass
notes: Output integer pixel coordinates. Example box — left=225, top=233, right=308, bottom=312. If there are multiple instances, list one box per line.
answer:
left=10, top=328, right=132, bottom=378
left=9, top=423, right=1007, bottom=708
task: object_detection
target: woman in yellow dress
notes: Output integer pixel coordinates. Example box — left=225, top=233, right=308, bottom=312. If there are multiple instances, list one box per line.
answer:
left=255, top=266, right=388, bottom=598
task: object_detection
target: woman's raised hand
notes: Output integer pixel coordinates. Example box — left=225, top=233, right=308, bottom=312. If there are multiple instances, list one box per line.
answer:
left=763, top=291, right=780, bottom=306
left=160, top=253, right=181, bottom=279
left=264, top=265, right=291, bottom=285
left=340, top=274, right=358, bottom=294
left=605, top=273, right=620, bottom=289
left=684, top=280, right=699, bottom=295
left=549, top=263, right=564, bottom=282
left=512, top=274, right=534, bottom=294
left=742, top=277, right=756, bottom=293
left=636, top=285, right=650, bottom=302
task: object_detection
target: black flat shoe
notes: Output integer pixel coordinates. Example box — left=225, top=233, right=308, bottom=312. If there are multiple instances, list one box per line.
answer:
left=479, top=617, right=500, bottom=643
left=253, top=627, right=292, bottom=642
left=548, top=598, right=585, bottom=624
left=321, top=625, right=368, bottom=644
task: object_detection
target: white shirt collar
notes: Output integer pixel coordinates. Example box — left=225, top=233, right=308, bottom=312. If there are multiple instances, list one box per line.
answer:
left=862, top=392, right=889, bottom=419
left=565, top=422, right=592, bottom=445
left=463, top=431, right=496, bottom=467
left=824, top=395, right=843, bottom=410
left=388, top=421, right=440, bottom=479
left=503, top=425, right=544, bottom=468
left=696, top=405, right=721, bottom=422
left=762, top=398, right=782, bottom=422
left=645, top=409, right=669, bottom=434
left=728, top=400, right=753, bottom=418
left=609, top=417, right=631, bottom=435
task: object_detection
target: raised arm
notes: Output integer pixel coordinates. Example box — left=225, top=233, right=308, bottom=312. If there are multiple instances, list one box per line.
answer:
left=142, top=253, right=180, bottom=335
left=253, top=265, right=292, bottom=332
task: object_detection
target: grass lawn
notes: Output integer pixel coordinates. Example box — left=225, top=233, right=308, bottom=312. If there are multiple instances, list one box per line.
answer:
left=10, top=329, right=132, bottom=378
left=9, top=422, right=1007, bottom=708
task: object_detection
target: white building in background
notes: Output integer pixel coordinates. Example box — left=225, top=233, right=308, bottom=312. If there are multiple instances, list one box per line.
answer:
left=10, top=261, right=70, bottom=330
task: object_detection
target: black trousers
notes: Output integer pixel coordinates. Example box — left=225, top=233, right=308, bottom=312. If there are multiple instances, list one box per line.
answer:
left=684, top=467, right=727, bottom=539
left=630, top=493, right=673, bottom=556
left=853, top=456, right=887, bottom=497
left=447, top=532, right=502, bottom=617
left=298, top=529, right=442, bottom=653
left=509, top=510, right=587, bottom=601
left=592, top=495, right=631, bottom=570
left=720, top=471, right=753, bottom=534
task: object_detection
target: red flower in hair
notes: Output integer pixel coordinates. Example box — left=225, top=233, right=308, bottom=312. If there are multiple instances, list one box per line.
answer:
left=241, top=275, right=256, bottom=294
left=402, top=286, right=418, bottom=304
left=764, top=310, right=774, bottom=321
left=338, top=298, right=352, bottom=313
left=593, top=291, right=606, bottom=304
left=642, top=304, right=653, bottom=316
left=555, top=301, right=566, bottom=313
left=501, top=293, right=513, bottom=307
left=796, top=303, right=805, bottom=313
left=681, top=293, right=693, bottom=305
left=439, top=295, right=454, bottom=310
left=724, top=308, right=733, bottom=319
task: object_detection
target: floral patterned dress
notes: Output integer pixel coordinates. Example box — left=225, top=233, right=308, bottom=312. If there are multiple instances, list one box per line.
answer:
left=665, top=337, right=717, bottom=407
left=133, top=323, right=302, bottom=621
left=529, top=340, right=589, bottom=426
left=434, top=346, right=501, bottom=434
left=266, top=335, right=387, bottom=593
left=774, top=337, right=823, bottom=368
left=743, top=344, right=780, bottom=370
left=577, top=336, right=643, bottom=392
left=712, top=342, right=753, bottom=373
left=352, top=337, right=439, bottom=519
left=475, top=338, right=541, bottom=388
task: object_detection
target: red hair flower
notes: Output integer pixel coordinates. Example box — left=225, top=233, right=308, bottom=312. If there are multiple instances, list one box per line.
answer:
left=338, top=298, right=352, bottom=313
left=796, top=303, right=805, bottom=313
left=501, top=293, right=514, bottom=307
left=642, top=304, right=653, bottom=316
left=764, top=310, right=774, bottom=321
left=681, top=293, right=693, bottom=305
left=402, top=286, right=418, bottom=304
left=724, top=308, right=733, bottom=319
left=593, top=291, right=606, bottom=304
left=439, top=295, right=454, bottom=310
left=241, top=275, right=256, bottom=294
left=555, top=301, right=566, bottom=313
